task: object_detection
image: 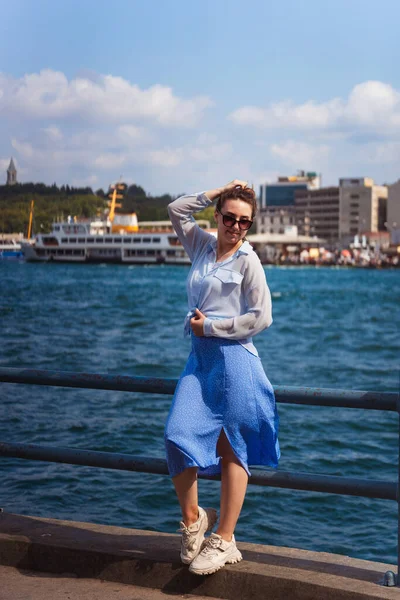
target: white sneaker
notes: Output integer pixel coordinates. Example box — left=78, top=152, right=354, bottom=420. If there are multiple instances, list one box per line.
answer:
left=178, top=506, right=218, bottom=565
left=189, top=532, right=242, bottom=575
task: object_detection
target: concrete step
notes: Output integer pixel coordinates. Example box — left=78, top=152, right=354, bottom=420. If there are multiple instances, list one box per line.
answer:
left=0, top=512, right=398, bottom=599
left=0, top=565, right=212, bottom=600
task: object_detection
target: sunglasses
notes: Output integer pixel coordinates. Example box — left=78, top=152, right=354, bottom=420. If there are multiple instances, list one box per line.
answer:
left=217, top=210, right=253, bottom=231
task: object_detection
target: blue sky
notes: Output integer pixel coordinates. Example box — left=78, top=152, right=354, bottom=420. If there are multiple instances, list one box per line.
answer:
left=1, top=0, right=400, bottom=194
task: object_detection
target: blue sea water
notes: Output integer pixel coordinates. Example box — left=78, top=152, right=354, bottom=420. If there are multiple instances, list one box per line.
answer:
left=0, top=262, right=399, bottom=564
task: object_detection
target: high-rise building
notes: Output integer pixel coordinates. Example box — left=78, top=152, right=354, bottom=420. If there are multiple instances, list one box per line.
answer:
left=295, top=187, right=340, bottom=243
left=339, top=178, right=387, bottom=241
left=259, top=171, right=320, bottom=210
left=257, top=171, right=320, bottom=235
left=387, top=180, right=400, bottom=244
left=6, top=157, right=17, bottom=186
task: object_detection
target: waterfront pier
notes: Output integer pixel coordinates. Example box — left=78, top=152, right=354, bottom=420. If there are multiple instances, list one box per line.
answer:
left=0, top=512, right=399, bottom=599
left=0, top=367, right=399, bottom=598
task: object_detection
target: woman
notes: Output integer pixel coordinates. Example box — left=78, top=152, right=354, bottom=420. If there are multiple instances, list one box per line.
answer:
left=165, top=180, right=280, bottom=575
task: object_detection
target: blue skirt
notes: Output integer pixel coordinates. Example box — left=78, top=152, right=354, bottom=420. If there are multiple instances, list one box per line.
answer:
left=164, top=336, right=280, bottom=478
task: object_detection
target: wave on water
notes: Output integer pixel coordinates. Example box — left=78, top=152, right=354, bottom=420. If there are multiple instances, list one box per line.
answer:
left=1, top=263, right=399, bottom=564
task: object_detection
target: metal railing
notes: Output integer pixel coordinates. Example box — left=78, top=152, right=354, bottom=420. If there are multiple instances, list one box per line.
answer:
left=0, top=366, right=399, bottom=586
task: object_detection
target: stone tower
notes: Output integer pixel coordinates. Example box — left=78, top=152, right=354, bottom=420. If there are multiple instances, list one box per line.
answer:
left=6, top=157, right=17, bottom=185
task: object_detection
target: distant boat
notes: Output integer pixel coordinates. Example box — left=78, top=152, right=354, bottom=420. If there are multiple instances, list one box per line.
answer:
left=21, top=216, right=215, bottom=265
left=0, top=238, right=24, bottom=260
left=20, top=183, right=214, bottom=265
left=21, top=217, right=191, bottom=264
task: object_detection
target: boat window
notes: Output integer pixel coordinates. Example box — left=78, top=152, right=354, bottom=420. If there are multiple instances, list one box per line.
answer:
left=147, top=250, right=155, bottom=256
left=69, top=238, right=77, bottom=243
left=114, top=237, right=122, bottom=243
left=167, top=250, right=176, bottom=256
left=105, top=238, right=112, bottom=243
left=123, top=238, right=132, bottom=243
left=96, top=238, right=103, bottom=243
left=43, top=236, right=58, bottom=246
left=142, top=237, right=151, bottom=243
left=137, top=249, right=145, bottom=255
left=152, top=238, right=161, bottom=243
left=78, top=238, right=85, bottom=243
left=133, top=238, right=141, bottom=244
left=54, top=226, right=60, bottom=231
left=87, top=238, right=94, bottom=243
left=61, top=238, right=68, bottom=243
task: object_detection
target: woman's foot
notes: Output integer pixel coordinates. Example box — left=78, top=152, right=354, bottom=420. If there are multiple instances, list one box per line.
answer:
left=188, top=532, right=242, bottom=575
left=178, top=506, right=218, bottom=564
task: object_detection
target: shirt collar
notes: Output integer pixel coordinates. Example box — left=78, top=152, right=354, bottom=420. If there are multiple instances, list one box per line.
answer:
left=207, top=238, right=252, bottom=256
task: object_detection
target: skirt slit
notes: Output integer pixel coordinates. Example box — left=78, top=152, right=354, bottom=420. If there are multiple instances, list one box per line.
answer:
left=164, top=336, right=280, bottom=478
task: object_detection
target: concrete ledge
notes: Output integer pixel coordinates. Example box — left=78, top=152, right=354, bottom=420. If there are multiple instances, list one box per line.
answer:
left=0, top=512, right=397, bottom=599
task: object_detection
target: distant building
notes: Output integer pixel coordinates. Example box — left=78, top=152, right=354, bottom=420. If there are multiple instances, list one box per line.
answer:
left=295, top=187, right=340, bottom=243
left=339, top=178, right=387, bottom=243
left=257, top=206, right=297, bottom=235
left=259, top=170, right=320, bottom=210
left=387, top=180, right=400, bottom=244
left=257, top=171, right=320, bottom=235
left=6, top=158, right=17, bottom=185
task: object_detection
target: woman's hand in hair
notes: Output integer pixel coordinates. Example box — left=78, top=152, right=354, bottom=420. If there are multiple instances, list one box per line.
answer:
left=205, top=180, right=248, bottom=202
left=223, top=180, right=248, bottom=192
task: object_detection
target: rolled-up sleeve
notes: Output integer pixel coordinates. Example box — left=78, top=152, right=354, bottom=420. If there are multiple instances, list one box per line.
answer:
left=168, top=193, right=214, bottom=261
left=203, top=254, right=272, bottom=339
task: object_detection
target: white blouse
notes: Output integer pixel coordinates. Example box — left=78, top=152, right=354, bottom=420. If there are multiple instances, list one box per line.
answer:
left=168, top=192, right=273, bottom=356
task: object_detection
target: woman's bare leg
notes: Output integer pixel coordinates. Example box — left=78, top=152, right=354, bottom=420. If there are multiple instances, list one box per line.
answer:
left=216, top=429, right=248, bottom=541
left=172, top=467, right=199, bottom=526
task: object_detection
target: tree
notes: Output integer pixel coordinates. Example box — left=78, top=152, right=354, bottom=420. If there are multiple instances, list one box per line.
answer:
left=194, top=206, right=216, bottom=227
left=127, top=184, right=146, bottom=198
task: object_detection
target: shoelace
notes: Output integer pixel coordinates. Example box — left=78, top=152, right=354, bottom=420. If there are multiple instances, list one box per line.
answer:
left=201, top=535, right=222, bottom=555
left=177, top=525, right=198, bottom=551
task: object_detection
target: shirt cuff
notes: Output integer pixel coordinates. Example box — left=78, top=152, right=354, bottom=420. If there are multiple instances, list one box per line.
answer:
left=198, top=192, right=214, bottom=207
left=203, top=318, right=214, bottom=337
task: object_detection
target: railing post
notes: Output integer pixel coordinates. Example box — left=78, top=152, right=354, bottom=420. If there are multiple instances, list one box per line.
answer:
left=398, top=391, right=400, bottom=586
left=390, top=390, right=400, bottom=587
left=386, top=389, right=400, bottom=587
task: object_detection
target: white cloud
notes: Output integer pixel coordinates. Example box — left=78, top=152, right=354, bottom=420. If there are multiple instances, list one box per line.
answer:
left=190, top=142, right=232, bottom=162
left=270, top=140, right=330, bottom=167
left=117, top=125, right=151, bottom=143
left=71, top=174, right=98, bottom=187
left=364, top=141, right=400, bottom=164
left=0, top=69, right=212, bottom=127
left=145, top=149, right=183, bottom=167
left=11, top=139, right=36, bottom=160
left=93, top=153, right=127, bottom=170
left=43, top=125, right=63, bottom=141
left=229, top=81, right=400, bottom=135
left=0, top=157, right=12, bottom=171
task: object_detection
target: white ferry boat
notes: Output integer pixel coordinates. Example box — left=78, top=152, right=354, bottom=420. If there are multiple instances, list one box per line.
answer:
left=21, top=183, right=215, bottom=265
left=21, top=193, right=215, bottom=265
left=20, top=216, right=202, bottom=264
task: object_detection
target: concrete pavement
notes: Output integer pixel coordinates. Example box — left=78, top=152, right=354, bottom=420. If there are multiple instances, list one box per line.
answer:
left=0, top=565, right=212, bottom=600
left=0, top=512, right=398, bottom=599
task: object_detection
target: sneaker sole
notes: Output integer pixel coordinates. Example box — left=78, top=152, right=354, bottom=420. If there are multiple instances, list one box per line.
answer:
left=180, top=508, right=218, bottom=565
left=189, top=549, right=243, bottom=575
